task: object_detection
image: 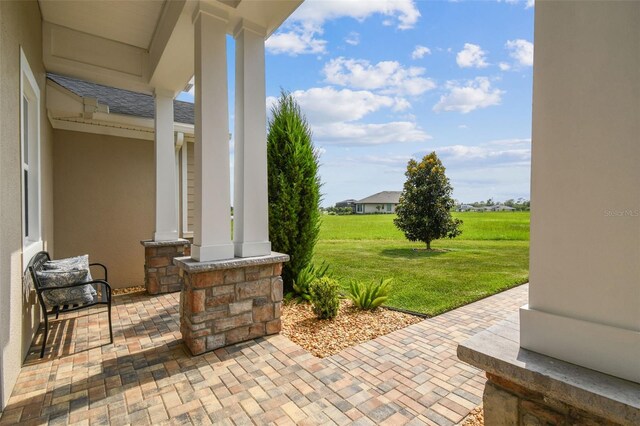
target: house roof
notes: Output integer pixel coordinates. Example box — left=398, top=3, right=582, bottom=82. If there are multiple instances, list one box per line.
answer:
left=357, top=191, right=402, bottom=204
left=47, top=73, right=195, bottom=125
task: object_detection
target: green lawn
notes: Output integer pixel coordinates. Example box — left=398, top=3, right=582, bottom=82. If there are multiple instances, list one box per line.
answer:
left=313, top=212, right=529, bottom=316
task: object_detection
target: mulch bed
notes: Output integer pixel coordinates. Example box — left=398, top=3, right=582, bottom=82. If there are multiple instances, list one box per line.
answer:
left=111, top=285, right=145, bottom=296
left=461, top=406, right=484, bottom=425
left=281, top=299, right=424, bottom=358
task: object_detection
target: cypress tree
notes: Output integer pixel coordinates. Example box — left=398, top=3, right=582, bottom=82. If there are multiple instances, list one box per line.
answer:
left=267, top=91, right=321, bottom=292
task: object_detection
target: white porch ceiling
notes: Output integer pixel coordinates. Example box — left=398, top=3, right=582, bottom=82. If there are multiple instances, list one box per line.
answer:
left=39, top=0, right=303, bottom=95
left=38, top=0, right=165, bottom=50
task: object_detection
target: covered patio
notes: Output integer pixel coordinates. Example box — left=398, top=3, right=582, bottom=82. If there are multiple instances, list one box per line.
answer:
left=1, top=0, right=638, bottom=424
left=0, top=285, right=528, bottom=425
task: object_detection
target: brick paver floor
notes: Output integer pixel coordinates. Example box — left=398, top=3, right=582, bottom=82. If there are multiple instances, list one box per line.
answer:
left=0, top=284, right=528, bottom=425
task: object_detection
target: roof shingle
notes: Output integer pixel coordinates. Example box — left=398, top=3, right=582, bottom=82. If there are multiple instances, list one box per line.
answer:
left=47, top=73, right=194, bottom=125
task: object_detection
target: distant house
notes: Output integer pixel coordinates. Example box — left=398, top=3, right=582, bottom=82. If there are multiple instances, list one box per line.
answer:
left=458, top=204, right=475, bottom=212
left=335, top=199, right=357, bottom=212
left=487, top=205, right=516, bottom=212
left=355, top=191, right=402, bottom=214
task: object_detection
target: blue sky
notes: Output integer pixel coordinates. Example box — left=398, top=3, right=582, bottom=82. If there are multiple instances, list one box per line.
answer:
left=179, top=0, right=534, bottom=207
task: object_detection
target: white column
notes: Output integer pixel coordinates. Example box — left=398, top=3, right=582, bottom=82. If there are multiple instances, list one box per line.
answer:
left=521, top=1, right=640, bottom=383
left=153, top=89, right=179, bottom=241
left=191, top=5, right=234, bottom=262
left=233, top=20, right=271, bottom=258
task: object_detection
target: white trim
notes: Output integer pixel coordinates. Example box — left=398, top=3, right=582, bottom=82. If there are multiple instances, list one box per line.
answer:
left=20, top=47, right=43, bottom=266
left=181, top=138, right=190, bottom=237
left=175, top=132, right=184, bottom=238
left=49, top=115, right=155, bottom=141
left=520, top=305, right=640, bottom=383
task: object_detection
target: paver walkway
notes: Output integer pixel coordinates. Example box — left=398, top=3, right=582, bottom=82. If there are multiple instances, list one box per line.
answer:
left=0, top=284, right=528, bottom=425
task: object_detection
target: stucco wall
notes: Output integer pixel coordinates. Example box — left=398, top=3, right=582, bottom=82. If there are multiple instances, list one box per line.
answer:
left=53, top=130, right=155, bottom=290
left=0, top=0, right=54, bottom=410
left=358, top=204, right=397, bottom=214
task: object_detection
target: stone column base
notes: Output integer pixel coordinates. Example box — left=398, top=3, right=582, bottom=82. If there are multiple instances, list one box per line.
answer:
left=141, top=239, right=191, bottom=294
left=457, top=314, right=639, bottom=425
left=174, top=252, right=289, bottom=355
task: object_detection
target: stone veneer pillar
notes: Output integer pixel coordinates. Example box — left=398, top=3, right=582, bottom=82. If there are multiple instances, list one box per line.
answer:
left=141, top=239, right=191, bottom=294
left=174, top=252, right=288, bottom=355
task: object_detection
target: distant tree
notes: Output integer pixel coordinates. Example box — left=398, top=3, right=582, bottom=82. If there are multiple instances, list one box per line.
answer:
left=267, top=91, right=321, bottom=292
left=394, top=152, right=462, bottom=250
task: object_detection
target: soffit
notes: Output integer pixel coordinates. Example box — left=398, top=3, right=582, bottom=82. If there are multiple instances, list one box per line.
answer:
left=38, top=0, right=165, bottom=49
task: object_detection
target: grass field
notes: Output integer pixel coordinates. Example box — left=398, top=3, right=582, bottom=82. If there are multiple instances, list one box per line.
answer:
left=313, top=212, right=529, bottom=316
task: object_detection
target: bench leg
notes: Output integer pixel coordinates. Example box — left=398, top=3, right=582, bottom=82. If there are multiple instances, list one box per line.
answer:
left=40, top=314, right=48, bottom=358
left=108, top=301, right=113, bottom=344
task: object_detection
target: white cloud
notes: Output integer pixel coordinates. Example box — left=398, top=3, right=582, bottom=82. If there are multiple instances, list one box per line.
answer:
left=266, top=27, right=326, bottom=56
left=323, top=57, right=436, bottom=96
left=411, top=45, right=431, bottom=59
left=456, top=43, right=489, bottom=68
left=266, top=0, right=420, bottom=56
left=433, top=77, right=504, bottom=114
left=315, top=121, right=430, bottom=146
left=432, top=141, right=530, bottom=166
left=498, top=62, right=511, bottom=71
left=292, top=0, right=420, bottom=29
left=497, top=0, right=534, bottom=7
left=506, top=39, right=534, bottom=67
left=290, top=86, right=401, bottom=123
left=345, top=31, right=360, bottom=46
left=268, top=87, right=427, bottom=146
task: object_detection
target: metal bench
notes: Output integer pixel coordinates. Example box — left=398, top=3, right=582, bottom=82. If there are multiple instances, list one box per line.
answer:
left=27, top=251, right=113, bottom=358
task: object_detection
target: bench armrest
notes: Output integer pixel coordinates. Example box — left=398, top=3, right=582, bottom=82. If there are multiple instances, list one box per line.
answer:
left=89, top=263, right=108, bottom=281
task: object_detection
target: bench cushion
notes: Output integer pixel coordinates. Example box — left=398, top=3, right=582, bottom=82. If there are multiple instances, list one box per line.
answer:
left=43, top=255, right=93, bottom=280
left=36, top=269, right=96, bottom=306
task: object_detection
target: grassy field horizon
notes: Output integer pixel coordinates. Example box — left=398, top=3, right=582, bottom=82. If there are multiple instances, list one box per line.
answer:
left=313, top=212, right=529, bottom=316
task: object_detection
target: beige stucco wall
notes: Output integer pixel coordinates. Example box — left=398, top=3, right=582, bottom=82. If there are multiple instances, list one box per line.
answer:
left=522, top=1, right=640, bottom=382
left=358, top=203, right=397, bottom=214
left=0, top=0, right=54, bottom=410
left=53, top=130, right=155, bottom=290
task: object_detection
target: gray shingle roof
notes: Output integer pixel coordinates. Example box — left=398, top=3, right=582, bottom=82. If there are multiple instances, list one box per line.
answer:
left=357, top=191, right=402, bottom=204
left=47, top=73, right=194, bottom=125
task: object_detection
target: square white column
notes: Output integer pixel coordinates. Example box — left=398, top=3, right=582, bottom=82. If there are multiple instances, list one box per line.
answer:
left=153, top=89, right=179, bottom=241
left=191, top=5, right=234, bottom=262
left=233, top=20, right=271, bottom=258
left=521, top=0, right=640, bottom=383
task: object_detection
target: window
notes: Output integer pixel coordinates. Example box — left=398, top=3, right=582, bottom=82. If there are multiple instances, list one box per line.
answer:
left=20, top=48, right=42, bottom=264
left=386, top=203, right=392, bottom=212
left=356, top=204, right=363, bottom=213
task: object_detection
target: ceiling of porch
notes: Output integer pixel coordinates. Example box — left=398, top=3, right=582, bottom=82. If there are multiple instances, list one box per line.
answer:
left=39, top=0, right=165, bottom=49
left=38, top=0, right=302, bottom=95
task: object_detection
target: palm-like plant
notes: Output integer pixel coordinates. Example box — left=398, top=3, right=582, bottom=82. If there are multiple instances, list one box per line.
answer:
left=348, top=278, right=392, bottom=310
left=289, top=262, right=330, bottom=302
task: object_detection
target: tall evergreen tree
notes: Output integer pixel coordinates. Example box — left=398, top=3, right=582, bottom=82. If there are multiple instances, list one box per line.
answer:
left=394, top=152, right=462, bottom=250
left=267, top=91, right=321, bottom=292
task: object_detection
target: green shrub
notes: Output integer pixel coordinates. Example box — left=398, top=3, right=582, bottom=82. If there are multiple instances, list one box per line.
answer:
left=267, top=91, right=322, bottom=293
left=309, top=277, right=340, bottom=319
left=288, top=262, right=329, bottom=303
left=348, top=278, right=392, bottom=310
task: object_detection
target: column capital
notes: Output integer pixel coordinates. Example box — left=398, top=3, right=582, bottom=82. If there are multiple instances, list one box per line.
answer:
left=233, top=19, right=267, bottom=39
left=192, top=2, right=229, bottom=25
left=153, top=87, right=176, bottom=99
